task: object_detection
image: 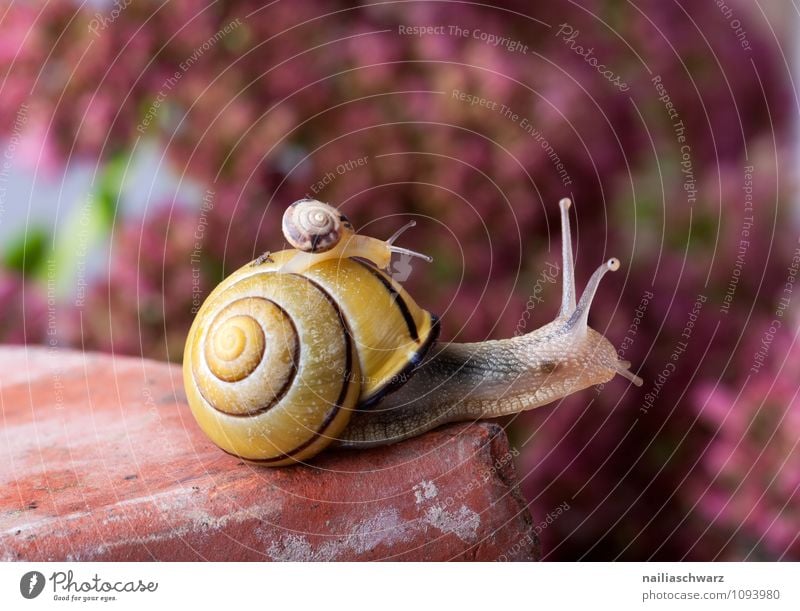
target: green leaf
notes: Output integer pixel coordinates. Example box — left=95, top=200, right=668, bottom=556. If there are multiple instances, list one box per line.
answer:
left=2, top=226, right=50, bottom=277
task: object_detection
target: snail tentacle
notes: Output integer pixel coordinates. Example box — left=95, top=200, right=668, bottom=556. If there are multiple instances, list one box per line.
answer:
left=558, top=197, right=577, bottom=317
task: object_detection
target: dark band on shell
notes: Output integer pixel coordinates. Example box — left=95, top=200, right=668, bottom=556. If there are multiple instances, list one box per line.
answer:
left=283, top=199, right=351, bottom=253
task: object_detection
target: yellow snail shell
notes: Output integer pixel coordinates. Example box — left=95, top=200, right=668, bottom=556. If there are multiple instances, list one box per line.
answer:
left=183, top=249, right=438, bottom=465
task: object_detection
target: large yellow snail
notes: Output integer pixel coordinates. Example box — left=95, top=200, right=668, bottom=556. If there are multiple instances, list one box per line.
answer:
left=183, top=198, right=642, bottom=465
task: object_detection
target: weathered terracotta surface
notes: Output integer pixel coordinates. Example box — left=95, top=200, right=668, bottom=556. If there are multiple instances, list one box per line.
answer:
left=0, top=347, right=539, bottom=561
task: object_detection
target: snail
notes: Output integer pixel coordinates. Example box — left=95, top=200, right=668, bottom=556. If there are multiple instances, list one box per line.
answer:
left=183, top=197, right=642, bottom=465
left=278, top=198, right=432, bottom=274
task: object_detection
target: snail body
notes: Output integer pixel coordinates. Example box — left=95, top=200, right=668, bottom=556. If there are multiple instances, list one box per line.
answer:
left=183, top=198, right=642, bottom=465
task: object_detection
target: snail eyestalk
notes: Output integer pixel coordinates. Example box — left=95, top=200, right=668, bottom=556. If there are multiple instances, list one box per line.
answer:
left=558, top=197, right=577, bottom=317
left=554, top=198, right=623, bottom=333
left=385, top=219, right=434, bottom=263
left=564, top=258, right=620, bottom=331
left=387, top=219, right=417, bottom=245
left=387, top=245, right=433, bottom=263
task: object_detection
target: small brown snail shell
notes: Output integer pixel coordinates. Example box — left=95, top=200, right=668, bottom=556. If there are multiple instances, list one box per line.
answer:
left=281, top=198, right=354, bottom=253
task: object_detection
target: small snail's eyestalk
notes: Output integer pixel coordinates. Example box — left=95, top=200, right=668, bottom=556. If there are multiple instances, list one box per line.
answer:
left=385, top=220, right=434, bottom=263
left=387, top=219, right=417, bottom=245
left=280, top=199, right=432, bottom=274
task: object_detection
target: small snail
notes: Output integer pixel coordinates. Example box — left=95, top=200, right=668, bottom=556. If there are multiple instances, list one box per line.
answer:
left=279, top=198, right=432, bottom=274
left=183, top=197, right=642, bottom=465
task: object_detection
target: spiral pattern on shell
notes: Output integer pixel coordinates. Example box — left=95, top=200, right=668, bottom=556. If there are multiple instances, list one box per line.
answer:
left=282, top=199, right=352, bottom=253
left=183, top=265, right=362, bottom=464
left=183, top=247, right=438, bottom=465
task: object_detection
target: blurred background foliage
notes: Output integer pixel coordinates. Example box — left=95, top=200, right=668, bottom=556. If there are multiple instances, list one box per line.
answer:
left=0, top=0, right=797, bottom=559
